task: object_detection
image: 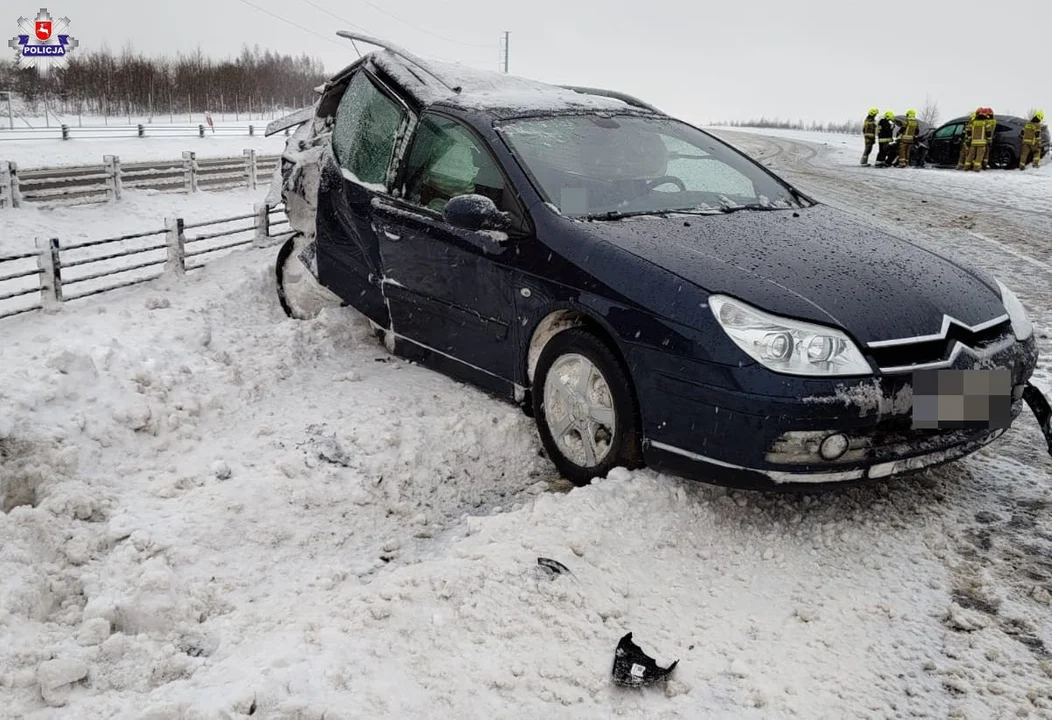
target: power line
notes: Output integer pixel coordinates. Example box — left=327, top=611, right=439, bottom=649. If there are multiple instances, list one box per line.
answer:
left=297, top=0, right=370, bottom=34
left=230, top=0, right=349, bottom=49
left=350, top=0, right=495, bottom=49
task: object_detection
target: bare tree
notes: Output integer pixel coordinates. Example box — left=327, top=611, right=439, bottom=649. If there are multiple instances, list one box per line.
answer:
left=920, top=94, right=940, bottom=126
left=1, top=43, right=327, bottom=118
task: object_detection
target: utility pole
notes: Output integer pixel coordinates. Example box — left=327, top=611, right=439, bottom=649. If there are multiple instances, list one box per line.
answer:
left=500, top=31, right=510, bottom=73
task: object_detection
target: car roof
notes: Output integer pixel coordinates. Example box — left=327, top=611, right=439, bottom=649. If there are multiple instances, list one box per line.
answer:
left=337, top=31, right=664, bottom=121
left=941, top=114, right=1027, bottom=126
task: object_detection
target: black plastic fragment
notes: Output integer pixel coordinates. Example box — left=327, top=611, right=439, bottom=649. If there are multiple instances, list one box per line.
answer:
left=537, top=557, right=572, bottom=578
left=611, top=632, right=678, bottom=687
left=1022, top=382, right=1052, bottom=456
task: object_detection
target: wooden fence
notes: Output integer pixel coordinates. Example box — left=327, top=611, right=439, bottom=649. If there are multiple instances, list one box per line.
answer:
left=0, top=202, right=292, bottom=320
left=0, top=123, right=286, bottom=142
left=0, top=150, right=280, bottom=207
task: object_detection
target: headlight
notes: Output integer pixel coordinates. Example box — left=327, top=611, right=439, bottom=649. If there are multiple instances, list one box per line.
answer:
left=995, top=279, right=1033, bottom=341
left=709, top=295, right=872, bottom=377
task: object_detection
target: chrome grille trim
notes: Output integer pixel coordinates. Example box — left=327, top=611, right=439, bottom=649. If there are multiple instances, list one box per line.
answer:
left=878, top=334, right=1016, bottom=374
left=867, top=313, right=1010, bottom=348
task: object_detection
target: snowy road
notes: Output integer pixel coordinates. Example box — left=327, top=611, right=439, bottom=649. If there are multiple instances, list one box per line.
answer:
left=2, top=133, right=1052, bottom=718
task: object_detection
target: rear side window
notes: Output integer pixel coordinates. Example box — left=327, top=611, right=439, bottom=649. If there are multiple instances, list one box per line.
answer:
left=332, top=72, right=405, bottom=187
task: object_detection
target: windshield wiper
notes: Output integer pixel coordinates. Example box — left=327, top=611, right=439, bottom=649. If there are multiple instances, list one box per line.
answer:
left=582, top=210, right=669, bottom=221
left=715, top=200, right=797, bottom=213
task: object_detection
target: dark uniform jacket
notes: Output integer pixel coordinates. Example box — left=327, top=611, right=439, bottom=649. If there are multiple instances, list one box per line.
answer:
left=878, top=118, right=894, bottom=141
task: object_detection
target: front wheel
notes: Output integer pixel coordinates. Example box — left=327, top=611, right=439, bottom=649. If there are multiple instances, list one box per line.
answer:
left=275, top=234, right=341, bottom=319
left=532, top=329, right=642, bottom=486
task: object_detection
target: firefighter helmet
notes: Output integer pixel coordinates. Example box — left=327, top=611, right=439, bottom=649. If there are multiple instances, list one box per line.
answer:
left=884, top=111, right=894, bottom=119
left=1037, top=110, right=1045, bottom=121
left=906, top=109, right=917, bottom=119
left=868, top=107, right=878, bottom=116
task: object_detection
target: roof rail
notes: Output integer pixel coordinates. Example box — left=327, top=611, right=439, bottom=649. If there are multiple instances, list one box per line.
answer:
left=336, top=30, right=462, bottom=93
left=558, top=85, right=663, bottom=114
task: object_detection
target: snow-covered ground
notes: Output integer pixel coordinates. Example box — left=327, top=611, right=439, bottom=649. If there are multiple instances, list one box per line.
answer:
left=1, top=130, right=1052, bottom=719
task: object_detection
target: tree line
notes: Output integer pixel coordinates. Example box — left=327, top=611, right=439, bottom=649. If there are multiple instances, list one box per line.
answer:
left=712, top=118, right=866, bottom=134
left=0, top=45, right=329, bottom=118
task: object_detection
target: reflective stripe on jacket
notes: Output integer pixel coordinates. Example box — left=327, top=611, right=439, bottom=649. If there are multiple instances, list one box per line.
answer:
left=1022, top=121, right=1041, bottom=145
left=971, top=120, right=988, bottom=145
left=863, top=118, right=877, bottom=139
left=877, top=118, right=893, bottom=142
left=902, top=118, right=918, bottom=141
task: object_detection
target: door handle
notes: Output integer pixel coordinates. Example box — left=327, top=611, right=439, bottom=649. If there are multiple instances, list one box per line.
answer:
left=383, top=230, right=401, bottom=241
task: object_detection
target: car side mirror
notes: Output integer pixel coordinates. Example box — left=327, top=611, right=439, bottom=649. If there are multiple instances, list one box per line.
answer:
left=443, top=194, right=512, bottom=232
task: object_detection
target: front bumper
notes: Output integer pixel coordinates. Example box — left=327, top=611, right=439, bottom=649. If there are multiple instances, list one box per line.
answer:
left=645, top=423, right=1009, bottom=491
left=634, top=336, right=1046, bottom=491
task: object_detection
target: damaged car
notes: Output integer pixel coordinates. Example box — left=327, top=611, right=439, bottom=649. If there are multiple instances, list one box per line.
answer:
left=266, top=32, right=1052, bottom=490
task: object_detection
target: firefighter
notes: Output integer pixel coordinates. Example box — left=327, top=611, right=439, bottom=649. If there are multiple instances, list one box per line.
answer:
left=895, top=109, right=919, bottom=167
left=861, top=108, right=879, bottom=166
left=966, top=108, right=991, bottom=171
left=1019, top=110, right=1045, bottom=170
left=956, top=110, right=977, bottom=170
left=981, top=108, right=997, bottom=170
left=876, top=111, right=895, bottom=167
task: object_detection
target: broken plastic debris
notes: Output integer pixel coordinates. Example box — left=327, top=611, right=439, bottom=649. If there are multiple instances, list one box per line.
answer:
left=611, top=632, right=678, bottom=687
left=1022, top=382, right=1052, bottom=456
left=536, top=557, right=573, bottom=578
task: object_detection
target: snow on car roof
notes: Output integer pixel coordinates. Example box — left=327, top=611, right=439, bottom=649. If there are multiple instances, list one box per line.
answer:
left=369, top=50, right=640, bottom=116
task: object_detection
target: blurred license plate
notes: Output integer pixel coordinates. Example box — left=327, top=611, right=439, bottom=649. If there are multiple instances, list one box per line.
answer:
left=912, top=369, right=1012, bottom=430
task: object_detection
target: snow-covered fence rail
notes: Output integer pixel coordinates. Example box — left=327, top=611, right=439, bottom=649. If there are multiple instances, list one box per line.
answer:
left=0, top=123, right=287, bottom=141
left=4, top=151, right=279, bottom=207
left=0, top=203, right=291, bottom=320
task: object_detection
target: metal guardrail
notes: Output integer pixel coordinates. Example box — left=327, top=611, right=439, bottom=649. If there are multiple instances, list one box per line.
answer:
left=0, top=202, right=292, bottom=320
left=0, top=150, right=279, bottom=207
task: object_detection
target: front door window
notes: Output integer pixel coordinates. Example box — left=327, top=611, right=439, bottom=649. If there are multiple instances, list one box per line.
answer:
left=400, top=113, right=513, bottom=215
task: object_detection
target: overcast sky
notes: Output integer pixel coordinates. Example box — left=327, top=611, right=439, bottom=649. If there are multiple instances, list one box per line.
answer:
left=6, top=0, right=1049, bottom=124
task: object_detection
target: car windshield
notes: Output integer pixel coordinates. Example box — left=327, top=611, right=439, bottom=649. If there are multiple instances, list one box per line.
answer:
left=497, top=114, right=803, bottom=218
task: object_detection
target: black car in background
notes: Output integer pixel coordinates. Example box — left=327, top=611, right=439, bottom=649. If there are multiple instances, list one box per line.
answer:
left=922, top=114, right=1051, bottom=169
left=266, top=32, right=1051, bottom=491
left=886, top=115, right=932, bottom=166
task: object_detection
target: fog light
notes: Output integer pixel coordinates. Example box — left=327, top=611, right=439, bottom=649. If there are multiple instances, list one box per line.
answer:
left=819, top=433, right=849, bottom=461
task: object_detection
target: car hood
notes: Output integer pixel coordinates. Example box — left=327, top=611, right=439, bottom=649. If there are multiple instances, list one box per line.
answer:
left=577, top=204, right=1007, bottom=345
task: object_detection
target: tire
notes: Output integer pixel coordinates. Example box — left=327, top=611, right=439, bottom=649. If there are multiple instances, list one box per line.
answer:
left=275, top=234, right=299, bottom=318
left=275, top=233, right=341, bottom=320
left=991, top=145, right=1015, bottom=170
left=531, top=328, right=642, bottom=486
